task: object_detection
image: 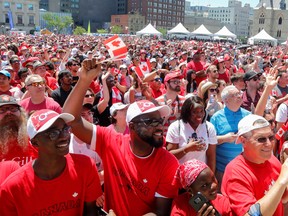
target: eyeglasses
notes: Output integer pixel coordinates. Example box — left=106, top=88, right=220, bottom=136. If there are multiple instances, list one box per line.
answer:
left=72, top=63, right=80, bottom=66
left=209, top=88, right=218, bottom=93
left=169, top=80, right=181, bottom=85
left=212, top=70, right=218, bottom=73
left=85, top=94, right=95, bottom=98
left=132, top=118, right=164, bottom=127
left=44, top=125, right=71, bottom=141
left=0, top=106, right=20, bottom=114
left=153, top=78, right=162, bottom=82
left=11, top=60, right=20, bottom=64
left=27, top=81, right=45, bottom=87
left=256, top=135, right=275, bottom=143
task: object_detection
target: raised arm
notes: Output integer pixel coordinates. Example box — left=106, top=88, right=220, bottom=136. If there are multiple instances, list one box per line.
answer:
left=254, top=68, right=279, bottom=116
left=63, top=58, right=101, bottom=144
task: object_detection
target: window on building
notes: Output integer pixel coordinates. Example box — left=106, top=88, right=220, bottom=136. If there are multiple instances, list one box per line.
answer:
left=5, top=14, right=9, bottom=23
left=16, top=3, right=22, bottom=9
left=259, top=13, right=265, bottom=24
left=279, top=17, right=282, bottom=25
left=28, top=4, right=34, bottom=10
left=4, top=2, right=10, bottom=8
left=29, top=16, right=34, bottom=25
left=17, top=15, right=23, bottom=24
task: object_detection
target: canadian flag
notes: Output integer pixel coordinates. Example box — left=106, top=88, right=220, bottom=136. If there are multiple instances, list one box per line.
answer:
left=275, top=123, right=288, bottom=140
left=103, top=35, right=128, bottom=60
left=134, top=61, right=152, bottom=79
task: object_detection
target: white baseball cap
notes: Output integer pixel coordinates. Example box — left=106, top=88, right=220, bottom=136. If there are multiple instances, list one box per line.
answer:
left=110, top=102, right=129, bottom=116
left=126, top=100, right=171, bottom=123
left=235, top=114, right=270, bottom=144
left=27, top=109, right=74, bottom=139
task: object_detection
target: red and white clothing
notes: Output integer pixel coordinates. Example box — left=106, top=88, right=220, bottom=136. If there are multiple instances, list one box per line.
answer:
left=187, top=61, right=206, bottom=85
left=0, top=142, right=38, bottom=167
left=20, top=97, right=62, bottom=115
left=218, top=69, right=230, bottom=84
left=90, top=125, right=179, bottom=216
left=156, top=95, right=186, bottom=136
left=166, top=120, right=217, bottom=164
left=0, top=154, right=102, bottom=215
left=221, top=154, right=283, bottom=216
left=171, top=192, right=232, bottom=216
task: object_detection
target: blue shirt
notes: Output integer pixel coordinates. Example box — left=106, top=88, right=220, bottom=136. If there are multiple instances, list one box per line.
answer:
left=210, top=106, right=250, bottom=172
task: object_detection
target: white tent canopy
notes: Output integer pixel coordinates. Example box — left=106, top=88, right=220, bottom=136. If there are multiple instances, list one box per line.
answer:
left=167, top=23, right=190, bottom=34
left=191, top=24, right=213, bottom=35
left=248, top=29, right=277, bottom=46
left=136, top=23, right=162, bottom=36
left=214, top=26, right=236, bottom=39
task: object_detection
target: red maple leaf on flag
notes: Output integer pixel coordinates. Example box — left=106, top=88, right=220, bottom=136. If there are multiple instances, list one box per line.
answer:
left=112, top=40, right=121, bottom=47
left=142, top=65, right=147, bottom=71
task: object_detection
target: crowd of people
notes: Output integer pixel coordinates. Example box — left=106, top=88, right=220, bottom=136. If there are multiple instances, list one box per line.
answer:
left=0, top=33, right=288, bottom=215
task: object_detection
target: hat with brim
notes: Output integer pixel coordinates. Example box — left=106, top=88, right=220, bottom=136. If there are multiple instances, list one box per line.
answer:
left=27, top=109, right=75, bottom=139
left=200, top=81, right=218, bottom=98
left=126, top=100, right=171, bottom=123
left=235, top=114, right=270, bottom=144
left=0, top=70, right=11, bottom=79
left=110, top=102, right=129, bottom=116
left=243, top=71, right=261, bottom=81
left=0, top=95, right=19, bottom=107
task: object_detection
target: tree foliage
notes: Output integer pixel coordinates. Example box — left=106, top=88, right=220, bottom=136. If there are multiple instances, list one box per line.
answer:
left=97, top=29, right=108, bottom=34
left=73, top=26, right=87, bottom=35
left=42, top=13, right=73, bottom=34
left=111, top=25, right=123, bottom=34
left=158, top=27, right=167, bottom=36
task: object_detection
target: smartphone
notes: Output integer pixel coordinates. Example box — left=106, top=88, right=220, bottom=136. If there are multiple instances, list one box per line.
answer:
left=189, top=192, right=221, bottom=216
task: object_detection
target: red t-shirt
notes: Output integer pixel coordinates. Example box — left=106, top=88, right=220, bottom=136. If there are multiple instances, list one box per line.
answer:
left=218, top=69, right=230, bottom=84
left=0, top=161, right=20, bottom=185
left=187, top=61, right=206, bottom=85
left=171, top=192, right=232, bottom=216
left=0, top=142, right=38, bottom=167
left=92, top=126, right=179, bottom=216
left=222, top=154, right=283, bottom=216
left=20, top=97, right=62, bottom=115
left=0, top=154, right=102, bottom=215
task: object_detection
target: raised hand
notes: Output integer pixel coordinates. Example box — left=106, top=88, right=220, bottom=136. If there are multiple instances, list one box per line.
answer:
left=80, top=58, right=101, bottom=81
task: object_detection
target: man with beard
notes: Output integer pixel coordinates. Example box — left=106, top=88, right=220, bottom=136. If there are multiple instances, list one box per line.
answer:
left=156, top=72, right=186, bottom=136
left=51, top=70, right=73, bottom=107
left=63, top=59, right=179, bottom=216
left=0, top=109, right=104, bottom=215
left=241, top=71, right=262, bottom=112
left=0, top=94, right=37, bottom=166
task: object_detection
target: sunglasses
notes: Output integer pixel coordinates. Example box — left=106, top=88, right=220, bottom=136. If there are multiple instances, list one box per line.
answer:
left=27, top=81, right=45, bottom=87
left=153, top=78, right=162, bottom=82
left=169, top=80, right=181, bottom=85
left=256, top=135, right=275, bottom=143
left=44, top=125, right=71, bottom=141
left=250, top=77, right=260, bottom=81
left=85, top=93, right=95, bottom=98
left=132, top=118, right=164, bottom=127
left=212, top=70, right=218, bottom=73
left=72, top=63, right=80, bottom=66
left=209, top=88, right=218, bottom=93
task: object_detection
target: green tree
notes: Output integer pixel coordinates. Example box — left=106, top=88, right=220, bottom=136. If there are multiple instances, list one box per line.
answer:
left=111, top=25, right=123, bottom=34
left=73, top=26, right=87, bottom=35
left=158, top=27, right=167, bottom=36
left=97, top=29, right=108, bottom=34
left=42, top=13, right=73, bottom=34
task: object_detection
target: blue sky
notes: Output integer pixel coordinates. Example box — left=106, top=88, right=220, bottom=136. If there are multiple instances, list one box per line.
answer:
left=188, top=0, right=259, bottom=8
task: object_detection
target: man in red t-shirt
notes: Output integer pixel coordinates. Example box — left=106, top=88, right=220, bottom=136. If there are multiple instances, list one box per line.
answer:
left=222, top=114, right=288, bottom=216
left=187, top=50, right=206, bottom=85
left=0, top=109, right=103, bottom=215
left=63, top=59, right=179, bottom=216
left=0, top=94, right=37, bottom=166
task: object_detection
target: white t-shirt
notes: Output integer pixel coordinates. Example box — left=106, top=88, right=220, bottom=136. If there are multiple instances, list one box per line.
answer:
left=276, top=103, right=288, bottom=123
left=69, top=133, right=103, bottom=171
left=166, top=120, right=217, bottom=164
